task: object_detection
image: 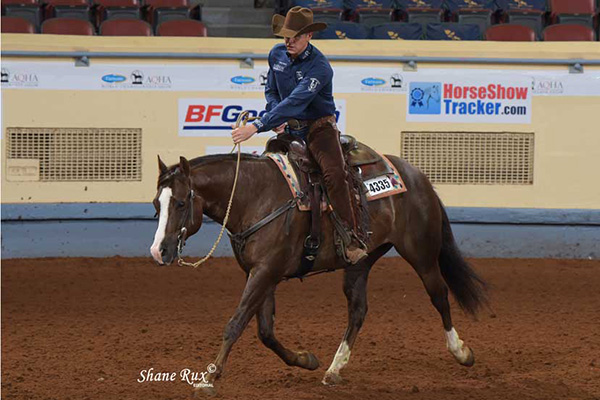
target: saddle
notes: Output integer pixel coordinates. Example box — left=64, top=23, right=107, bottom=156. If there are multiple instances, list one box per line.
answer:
left=264, top=134, right=405, bottom=278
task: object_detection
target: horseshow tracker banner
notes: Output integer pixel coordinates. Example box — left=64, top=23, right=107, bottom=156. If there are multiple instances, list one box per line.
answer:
left=406, top=78, right=532, bottom=124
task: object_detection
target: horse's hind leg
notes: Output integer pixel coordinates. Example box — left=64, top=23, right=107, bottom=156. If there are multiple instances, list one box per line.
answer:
left=322, top=244, right=392, bottom=385
left=398, top=243, right=474, bottom=367
left=256, top=288, right=320, bottom=370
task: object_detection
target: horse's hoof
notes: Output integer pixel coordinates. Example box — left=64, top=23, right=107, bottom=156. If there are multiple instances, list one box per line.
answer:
left=458, top=346, right=475, bottom=367
left=297, top=351, right=320, bottom=370
left=193, top=385, right=217, bottom=398
left=322, top=371, right=344, bottom=386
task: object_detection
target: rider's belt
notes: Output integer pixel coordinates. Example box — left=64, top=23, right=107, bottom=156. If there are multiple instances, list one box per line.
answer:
left=308, top=115, right=337, bottom=132
left=287, top=119, right=311, bottom=131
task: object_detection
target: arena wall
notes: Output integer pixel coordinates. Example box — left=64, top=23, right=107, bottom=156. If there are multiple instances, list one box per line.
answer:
left=1, top=34, right=599, bottom=258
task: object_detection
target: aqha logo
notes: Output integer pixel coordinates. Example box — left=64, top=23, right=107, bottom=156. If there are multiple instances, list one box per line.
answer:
left=130, top=70, right=172, bottom=87
left=1, top=68, right=39, bottom=86
left=532, top=78, right=564, bottom=94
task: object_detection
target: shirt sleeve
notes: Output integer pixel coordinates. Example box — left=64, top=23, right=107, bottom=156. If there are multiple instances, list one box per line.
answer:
left=253, top=62, right=332, bottom=133
left=264, top=67, right=280, bottom=112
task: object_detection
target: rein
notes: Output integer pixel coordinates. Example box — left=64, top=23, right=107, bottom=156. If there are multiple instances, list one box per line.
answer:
left=176, top=112, right=249, bottom=268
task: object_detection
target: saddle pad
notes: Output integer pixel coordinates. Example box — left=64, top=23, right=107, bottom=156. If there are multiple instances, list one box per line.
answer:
left=265, top=152, right=407, bottom=211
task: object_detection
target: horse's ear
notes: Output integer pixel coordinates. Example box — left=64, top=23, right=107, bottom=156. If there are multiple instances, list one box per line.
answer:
left=179, top=156, right=190, bottom=177
left=158, top=155, right=168, bottom=174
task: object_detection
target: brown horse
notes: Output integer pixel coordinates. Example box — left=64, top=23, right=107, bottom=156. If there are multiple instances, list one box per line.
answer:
left=150, top=148, right=487, bottom=395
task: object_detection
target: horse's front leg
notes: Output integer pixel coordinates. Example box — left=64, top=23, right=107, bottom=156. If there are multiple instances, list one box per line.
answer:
left=256, top=288, right=320, bottom=370
left=196, top=266, right=276, bottom=396
left=322, top=263, right=371, bottom=385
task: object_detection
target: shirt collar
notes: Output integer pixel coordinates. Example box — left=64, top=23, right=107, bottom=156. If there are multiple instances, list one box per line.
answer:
left=286, top=43, right=313, bottom=64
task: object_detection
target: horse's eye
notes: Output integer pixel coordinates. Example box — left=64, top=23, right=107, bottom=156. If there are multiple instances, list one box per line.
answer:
left=176, top=200, right=185, bottom=208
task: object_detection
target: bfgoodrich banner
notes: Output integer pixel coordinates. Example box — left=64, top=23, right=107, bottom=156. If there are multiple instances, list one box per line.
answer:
left=178, top=98, right=347, bottom=137
left=406, top=77, right=532, bottom=124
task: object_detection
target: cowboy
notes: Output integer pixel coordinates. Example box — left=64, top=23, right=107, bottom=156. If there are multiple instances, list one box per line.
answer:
left=231, top=6, right=368, bottom=264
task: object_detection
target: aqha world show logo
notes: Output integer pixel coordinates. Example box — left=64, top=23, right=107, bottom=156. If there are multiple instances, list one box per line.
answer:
left=1, top=68, right=39, bottom=87
left=360, top=73, right=405, bottom=92
left=101, top=69, right=172, bottom=89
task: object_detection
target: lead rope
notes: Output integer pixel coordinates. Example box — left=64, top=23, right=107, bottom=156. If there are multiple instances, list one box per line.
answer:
left=177, top=111, right=252, bottom=268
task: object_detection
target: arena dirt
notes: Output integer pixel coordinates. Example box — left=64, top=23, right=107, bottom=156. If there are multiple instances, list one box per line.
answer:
left=2, top=257, right=599, bottom=400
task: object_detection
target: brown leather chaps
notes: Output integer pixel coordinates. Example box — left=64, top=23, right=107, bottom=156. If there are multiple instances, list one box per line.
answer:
left=306, top=115, right=356, bottom=233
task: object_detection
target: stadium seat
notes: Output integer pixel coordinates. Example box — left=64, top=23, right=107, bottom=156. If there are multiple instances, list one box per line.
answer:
left=312, top=8, right=344, bottom=24
left=446, top=0, right=496, bottom=35
left=95, top=0, right=141, bottom=22
left=314, top=21, right=369, bottom=38
left=370, top=22, right=422, bottom=39
left=543, top=23, right=595, bottom=40
left=144, top=0, right=191, bottom=29
left=157, top=18, right=207, bottom=36
left=398, top=0, right=444, bottom=29
left=291, top=1, right=344, bottom=24
left=549, top=0, right=595, bottom=28
left=41, top=17, right=95, bottom=34
left=349, top=0, right=395, bottom=28
left=1, top=15, right=36, bottom=32
left=100, top=18, right=152, bottom=35
left=426, top=22, right=481, bottom=40
left=45, top=0, right=92, bottom=21
left=291, top=0, right=342, bottom=7
left=500, top=0, right=546, bottom=39
left=484, top=23, right=535, bottom=41
left=2, top=0, right=42, bottom=30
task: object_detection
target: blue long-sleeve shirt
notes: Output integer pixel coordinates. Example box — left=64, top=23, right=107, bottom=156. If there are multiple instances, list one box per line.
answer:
left=252, top=43, right=336, bottom=134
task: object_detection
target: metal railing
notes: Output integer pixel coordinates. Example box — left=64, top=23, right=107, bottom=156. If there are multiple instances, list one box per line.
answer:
left=3, top=50, right=600, bottom=72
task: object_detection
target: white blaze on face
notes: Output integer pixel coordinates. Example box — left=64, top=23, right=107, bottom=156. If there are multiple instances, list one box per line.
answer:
left=150, top=187, right=172, bottom=264
left=325, top=340, right=351, bottom=376
left=445, top=327, right=469, bottom=363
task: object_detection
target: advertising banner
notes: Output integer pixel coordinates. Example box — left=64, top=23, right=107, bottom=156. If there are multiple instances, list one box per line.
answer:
left=406, top=78, right=532, bottom=124
left=3, top=61, right=600, bottom=98
left=178, top=98, right=347, bottom=137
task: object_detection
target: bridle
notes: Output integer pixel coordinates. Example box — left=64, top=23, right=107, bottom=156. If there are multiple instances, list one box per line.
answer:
left=174, top=110, right=251, bottom=268
left=176, top=182, right=196, bottom=258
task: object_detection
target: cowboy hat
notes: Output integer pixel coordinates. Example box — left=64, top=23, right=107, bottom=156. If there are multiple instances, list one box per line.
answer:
left=272, top=6, right=327, bottom=38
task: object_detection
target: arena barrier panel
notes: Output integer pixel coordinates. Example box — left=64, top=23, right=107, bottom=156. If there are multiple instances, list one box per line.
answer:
left=1, top=35, right=599, bottom=258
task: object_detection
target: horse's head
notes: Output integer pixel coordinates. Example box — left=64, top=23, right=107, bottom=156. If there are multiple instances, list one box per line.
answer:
left=150, top=155, right=203, bottom=265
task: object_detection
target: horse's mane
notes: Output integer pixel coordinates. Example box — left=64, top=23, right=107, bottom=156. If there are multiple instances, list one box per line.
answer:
left=157, top=153, right=264, bottom=185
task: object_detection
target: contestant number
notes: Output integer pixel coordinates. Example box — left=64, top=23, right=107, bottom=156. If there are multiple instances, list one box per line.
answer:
left=364, top=176, right=393, bottom=196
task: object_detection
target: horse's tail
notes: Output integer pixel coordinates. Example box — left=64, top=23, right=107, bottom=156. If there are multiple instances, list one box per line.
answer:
left=437, top=198, right=488, bottom=316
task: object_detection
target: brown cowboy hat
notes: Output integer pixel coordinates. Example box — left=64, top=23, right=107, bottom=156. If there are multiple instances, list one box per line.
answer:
left=272, top=6, right=327, bottom=38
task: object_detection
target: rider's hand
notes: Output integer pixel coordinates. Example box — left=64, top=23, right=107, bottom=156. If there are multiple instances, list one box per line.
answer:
left=231, top=124, right=258, bottom=144
left=273, top=123, right=286, bottom=134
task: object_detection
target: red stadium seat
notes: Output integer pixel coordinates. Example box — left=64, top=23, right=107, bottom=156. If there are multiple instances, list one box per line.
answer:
left=549, top=0, right=596, bottom=27
left=100, top=18, right=152, bottom=35
left=1, top=16, right=36, bottom=32
left=44, top=0, right=91, bottom=21
left=485, top=24, right=536, bottom=41
left=1, top=0, right=41, bottom=30
left=143, top=0, right=190, bottom=29
left=157, top=19, right=206, bottom=36
left=543, top=23, right=595, bottom=40
left=94, top=0, right=141, bottom=23
left=41, top=17, right=95, bottom=34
